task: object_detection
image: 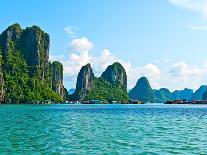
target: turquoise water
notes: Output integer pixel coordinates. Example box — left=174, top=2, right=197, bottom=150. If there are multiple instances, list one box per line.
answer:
left=0, top=104, right=207, bottom=154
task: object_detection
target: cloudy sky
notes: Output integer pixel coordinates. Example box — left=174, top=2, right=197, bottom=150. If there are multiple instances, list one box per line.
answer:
left=1, top=0, right=207, bottom=91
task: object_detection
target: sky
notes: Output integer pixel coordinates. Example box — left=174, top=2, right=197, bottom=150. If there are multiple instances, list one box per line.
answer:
left=1, top=0, right=207, bottom=91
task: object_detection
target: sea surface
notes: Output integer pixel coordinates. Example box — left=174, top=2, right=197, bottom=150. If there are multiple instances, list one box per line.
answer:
left=0, top=104, right=207, bottom=154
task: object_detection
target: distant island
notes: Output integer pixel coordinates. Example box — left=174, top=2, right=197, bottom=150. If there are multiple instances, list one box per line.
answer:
left=128, top=77, right=207, bottom=103
left=0, top=24, right=207, bottom=104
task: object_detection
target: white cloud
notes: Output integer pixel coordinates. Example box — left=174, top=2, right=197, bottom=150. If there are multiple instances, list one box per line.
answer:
left=169, top=0, right=207, bottom=18
left=91, top=49, right=119, bottom=75
left=187, top=24, right=207, bottom=31
left=168, top=61, right=201, bottom=78
left=51, top=35, right=207, bottom=91
left=166, top=61, right=207, bottom=90
left=143, top=63, right=161, bottom=79
left=169, top=0, right=207, bottom=31
left=50, top=54, right=65, bottom=62
left=168, top=61, right=189, bottom=78
left=51, top=37, right=164, bottom=90
left=64, top=26, right=77, bottom=38
left=70, top=37, right=94, bottom=52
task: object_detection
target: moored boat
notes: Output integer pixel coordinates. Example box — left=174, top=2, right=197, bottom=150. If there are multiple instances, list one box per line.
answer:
left=165, top=100, right=207, bottom=104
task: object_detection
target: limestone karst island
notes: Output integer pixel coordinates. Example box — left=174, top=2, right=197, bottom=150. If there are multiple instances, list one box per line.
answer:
left=0, top=24, right=66, bottom=103
left=3, top=1, right=207, bottom=154
left=1, top=24, right=207, bottom=104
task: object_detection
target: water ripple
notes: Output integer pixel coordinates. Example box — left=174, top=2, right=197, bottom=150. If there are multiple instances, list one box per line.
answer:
left=0, top=104, right=207, bottom=154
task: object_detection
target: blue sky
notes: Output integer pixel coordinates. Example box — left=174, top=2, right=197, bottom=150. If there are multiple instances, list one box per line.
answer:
left=1, top=0, right=207, bottom=91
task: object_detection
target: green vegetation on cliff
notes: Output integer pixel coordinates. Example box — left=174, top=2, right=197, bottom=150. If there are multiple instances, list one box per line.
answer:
left=128, top=77, right=154, bottom=102
left=153, top=88, right=174, bottom=103
left=51, top=61, right=65, bottom=99
left=101, top=62, right=127, bottom=92
left=192, top=85, right=207, bottom=100
left=3, top=39, right=62, bottom=103
left=71, top=62, right=129, bottom=102
left=0, top=24, right=65, bottom=103
left=172, top=88, right=193, bottom=100
left=85, top=77, right=129, bottom=102
left=202, top=88, right=207, bottom=100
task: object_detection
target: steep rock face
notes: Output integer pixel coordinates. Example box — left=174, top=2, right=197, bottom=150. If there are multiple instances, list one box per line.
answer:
left=20, top=26, right=49, bottom=67
left=172, top=88, right=193, bottom=100
left=202, top=90, right=207, bottom=100
left=72, top=62, right=129, bottom=102
left=128, top=77, right=154, bottom=102
left=191, top=85, right=207, bottom=100
left=0, top=71, right=4, bottom=102
left=52, top=61, right=64, bottom=98
left=0, top=52, right=3, bottom=102
left=0, top=24, right=21, bottom=101
left=0, top=24, right=50, bottom=83
left=20, top=26, right=50, bottom=82
left=63, top=88, right=69, bottom=101
left=0, top=24, right=22, bottom=61
left=154, top=88, right=174, bottom=103
left=0, top=24, right=65, bottom=103
left=101, top=62, right=127, bottom=92
left=74, top=63, right=95, bottom=100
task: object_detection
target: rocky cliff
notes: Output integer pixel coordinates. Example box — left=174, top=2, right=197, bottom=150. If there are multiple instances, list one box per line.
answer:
left=52, top=61, right=64, bottom=98
left=154, top=88, right=174, bottom=103
left=19, top=25, right=50, bottom=82
left=73, top=63, right=95, bottom=100
left=191, top=85, right=207, bottom=100
left=172, top=88, right=193, bottom=100
left=101, top=62, right=127, bottom=92
left=0, top=52, right=3, bottom=102
left=71, top=62, right=129, bottom=102
left=0, top=24, right=50, bottom=83
left=128, top=77, right=154, bottom=102
left=0, top=24, right=22, bottom=62
left=0, top=24, right=65, bottom=103
left=202, top=89, right=207, bottom=100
